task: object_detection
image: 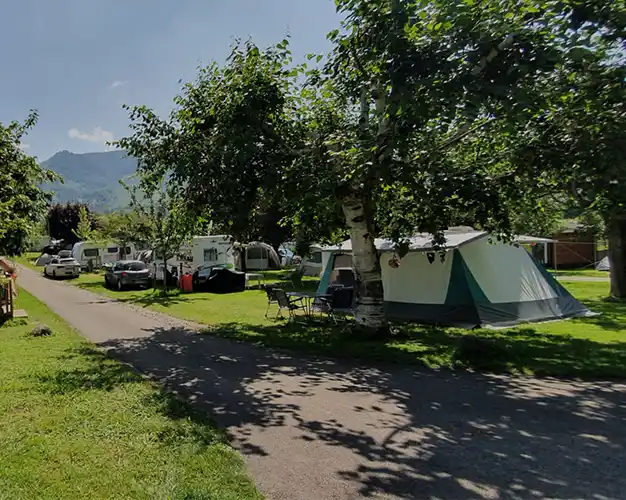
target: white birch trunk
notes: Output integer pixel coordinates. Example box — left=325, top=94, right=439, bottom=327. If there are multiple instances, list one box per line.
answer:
left=342, top=193, right=389, bottom=334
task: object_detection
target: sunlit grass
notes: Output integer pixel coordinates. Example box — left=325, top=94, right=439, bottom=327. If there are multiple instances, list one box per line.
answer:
left=0, top=290, right=262, bottom=500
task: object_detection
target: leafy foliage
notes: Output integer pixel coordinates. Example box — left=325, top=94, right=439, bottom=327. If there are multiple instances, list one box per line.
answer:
left=0, top=111, right=56, bottom=256
left=117, top=0, right=622, bottom=329
left=118, top=40, right=300, bottom=247
left=124, top=177, right=200, bottom=271
left=99, top=210, right=152, bottom=251
left=73, top=206, right=103, bottom=243
left=47, top=202, right=96, bottom=245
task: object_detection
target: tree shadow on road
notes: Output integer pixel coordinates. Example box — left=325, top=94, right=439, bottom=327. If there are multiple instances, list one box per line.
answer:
left=97, top=325, right=626, bottom=500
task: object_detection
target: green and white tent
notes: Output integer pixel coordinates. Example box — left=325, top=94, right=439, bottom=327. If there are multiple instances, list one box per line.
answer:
left=319, top=230, right=591, bottom=328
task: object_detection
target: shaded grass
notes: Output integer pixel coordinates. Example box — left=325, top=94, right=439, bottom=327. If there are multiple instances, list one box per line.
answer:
left=202, top=281, right=626, bottom=379
left=0, top=290, right=262, bottom=500
left=42, top=264, right=626, bottom=379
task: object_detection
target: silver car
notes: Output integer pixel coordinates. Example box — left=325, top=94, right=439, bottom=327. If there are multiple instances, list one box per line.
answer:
left=104, top=260, right=153, bottom=291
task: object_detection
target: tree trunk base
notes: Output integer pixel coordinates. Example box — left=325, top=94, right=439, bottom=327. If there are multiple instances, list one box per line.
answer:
left=349, top=323, right=391, bottom=340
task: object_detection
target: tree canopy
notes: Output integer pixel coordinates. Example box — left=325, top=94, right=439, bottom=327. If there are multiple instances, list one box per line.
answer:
left=119, top=0, right=626, bottom=331
left=0, top=111, right=56, bottom=256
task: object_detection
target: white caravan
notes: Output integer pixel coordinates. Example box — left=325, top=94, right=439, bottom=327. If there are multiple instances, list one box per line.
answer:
left=192, top=235, right=237, bottom=269
left=71, top=241, right=136, bottom=270
left=300, top=245, right=324, bottom=276
left=147, top=235, right=237, bottom=281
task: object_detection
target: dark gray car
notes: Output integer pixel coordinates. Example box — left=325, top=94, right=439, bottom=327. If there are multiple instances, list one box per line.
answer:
left=104, top=260, right=152, bottom=291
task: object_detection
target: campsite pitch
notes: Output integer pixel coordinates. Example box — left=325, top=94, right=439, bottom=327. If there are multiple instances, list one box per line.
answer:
left=38, top=264, right=626, bottom=379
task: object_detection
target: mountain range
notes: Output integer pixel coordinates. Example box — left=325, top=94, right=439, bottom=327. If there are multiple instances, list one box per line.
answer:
left=42, top=150, right=138, bottom=212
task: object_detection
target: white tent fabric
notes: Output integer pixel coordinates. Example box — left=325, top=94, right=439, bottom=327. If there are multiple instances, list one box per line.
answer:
left=35, top=253, right=52, bottom=266
left=596, top=256, right=610, bottom=271
left=382, top=251, right=453, bottom=304
left=245, top=242, right=281, bottom=270
left=458, top=238, right=557, bottom=303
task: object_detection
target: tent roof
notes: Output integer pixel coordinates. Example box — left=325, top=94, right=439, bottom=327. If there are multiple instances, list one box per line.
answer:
left=514, top=235, right=556, bottom=244
left=322, top=230, right=553, bottom=253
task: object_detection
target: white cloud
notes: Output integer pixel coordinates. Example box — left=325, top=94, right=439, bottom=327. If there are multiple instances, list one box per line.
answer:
left=109, top=80, right=128, bottom=89
left=68, top=127, right=114, bottom=144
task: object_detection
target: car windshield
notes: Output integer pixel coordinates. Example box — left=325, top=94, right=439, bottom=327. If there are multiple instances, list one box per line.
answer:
left=121, top=262, right=147, bottom=271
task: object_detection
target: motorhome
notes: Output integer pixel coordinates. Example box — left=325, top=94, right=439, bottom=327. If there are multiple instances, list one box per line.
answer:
left=71, top=242, right=136, bottom=270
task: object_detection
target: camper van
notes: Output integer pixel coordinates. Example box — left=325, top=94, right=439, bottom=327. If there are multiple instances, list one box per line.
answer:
left=71, top=242, right=136, bottom=270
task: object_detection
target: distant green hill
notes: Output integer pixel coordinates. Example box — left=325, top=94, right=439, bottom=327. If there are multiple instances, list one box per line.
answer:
left=42, top=150, right=137, bottom=212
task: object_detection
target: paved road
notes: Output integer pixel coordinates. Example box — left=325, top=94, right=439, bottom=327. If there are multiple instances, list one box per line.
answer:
left=17, top=266, right=626, bottom=500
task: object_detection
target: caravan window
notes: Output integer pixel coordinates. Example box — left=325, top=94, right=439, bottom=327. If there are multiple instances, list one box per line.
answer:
left=204, top=248, right=218, bottom=262
left=107, top=247, right=119, bottom=254
left=84, top=248, right=99, bottom=258
left=124, top=247, right=132, bottom=256
left=247, top=246, right=267, bottom=260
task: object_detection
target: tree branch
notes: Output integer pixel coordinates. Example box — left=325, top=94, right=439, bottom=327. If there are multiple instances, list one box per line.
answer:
left=471, top=33, right=516, bottom=76
left=439, top=117, right=498, bottom=150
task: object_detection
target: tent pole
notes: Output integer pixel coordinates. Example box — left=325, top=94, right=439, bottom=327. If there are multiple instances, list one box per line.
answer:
left=553, top=242, right=558, bottom=271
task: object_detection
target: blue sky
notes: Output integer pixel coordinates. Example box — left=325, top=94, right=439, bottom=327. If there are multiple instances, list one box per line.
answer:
left=0, top=0, right=340, bottom=160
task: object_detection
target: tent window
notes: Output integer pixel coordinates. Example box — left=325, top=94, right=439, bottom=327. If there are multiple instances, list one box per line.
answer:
left=124, top=247, right=132, bottom=256
left=83, top=248, right=99, bottom=257
left=309, top=251, right=322, bottom=264
left=247, top=246, right=267, bottom=260
left=204, top=248, right=218, bottom=262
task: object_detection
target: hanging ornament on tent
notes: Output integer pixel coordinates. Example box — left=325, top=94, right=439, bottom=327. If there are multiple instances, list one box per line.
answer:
left=388, top=254, right=400, bottom=268
left=427, top=252, right=436, bottom=264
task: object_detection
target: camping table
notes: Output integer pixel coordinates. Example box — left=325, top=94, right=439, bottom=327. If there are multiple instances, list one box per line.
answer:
left=245, top=273, right=265, bottom=288
left=287, top=291, right=317, bottom=318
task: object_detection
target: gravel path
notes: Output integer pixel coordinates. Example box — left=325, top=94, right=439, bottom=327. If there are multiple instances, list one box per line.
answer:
left=557, top=276, right=610, bottom=282
left=17, top=265, right=626, bottom=500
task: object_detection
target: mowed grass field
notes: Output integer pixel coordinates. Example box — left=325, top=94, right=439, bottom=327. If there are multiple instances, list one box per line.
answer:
left=15, top=253, right=626, bottom=378
left=0, top=290, right=262, bottom=500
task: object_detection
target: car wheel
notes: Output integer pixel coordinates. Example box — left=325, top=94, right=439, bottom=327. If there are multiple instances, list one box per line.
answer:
left=116, top=279, right=123, bottom=291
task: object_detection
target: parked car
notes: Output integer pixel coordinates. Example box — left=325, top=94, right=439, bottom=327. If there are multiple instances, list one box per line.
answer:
left=104, top=260, right=152, bottom=291
left=44, top=257, right=81, bottom=279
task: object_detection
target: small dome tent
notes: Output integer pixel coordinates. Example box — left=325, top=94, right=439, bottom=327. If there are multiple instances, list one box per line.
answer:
left=245, top=242, right=281, bottom=271
left=596, top=256, right=610, bottom=271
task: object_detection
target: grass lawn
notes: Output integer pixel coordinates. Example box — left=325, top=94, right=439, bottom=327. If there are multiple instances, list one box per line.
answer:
left=0, top=290, right=262, bottom=500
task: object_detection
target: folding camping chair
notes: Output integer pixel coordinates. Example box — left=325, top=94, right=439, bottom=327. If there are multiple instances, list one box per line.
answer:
left=318, top=286, right=354, bottom=324
left=273, top=288, right=306, bottom=321
left=264, top=287, right=279, bottom=318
